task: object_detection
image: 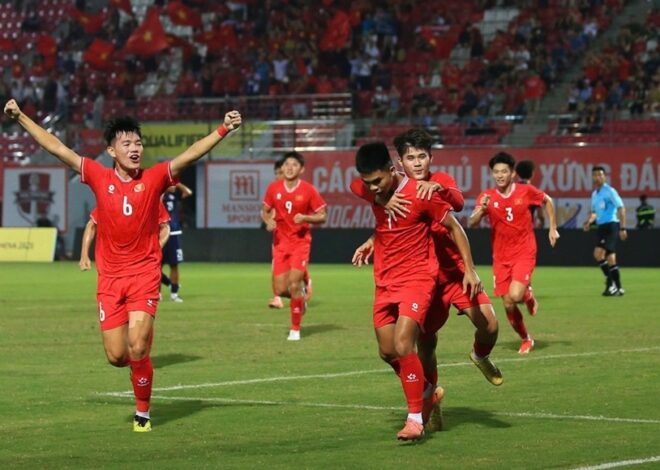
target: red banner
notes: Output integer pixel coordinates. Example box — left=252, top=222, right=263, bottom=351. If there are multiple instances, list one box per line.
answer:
left=200, top=146, right=658, bottom=229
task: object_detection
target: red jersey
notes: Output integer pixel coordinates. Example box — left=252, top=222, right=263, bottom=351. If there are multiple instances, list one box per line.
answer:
left=90, top=204, right=170, bottom=225
left=477, top=183, right=546, bottom=263
left=81, top=158, right=176, bottom=277
left=427, top=172, right=465, bottom=283
left=350, top=176, right=451, bottom=288
left=263, top=178, right=326, bottom=245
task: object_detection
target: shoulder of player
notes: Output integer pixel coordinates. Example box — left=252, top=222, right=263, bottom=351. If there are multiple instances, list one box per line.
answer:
left=430, top=171, right=457, bottom=188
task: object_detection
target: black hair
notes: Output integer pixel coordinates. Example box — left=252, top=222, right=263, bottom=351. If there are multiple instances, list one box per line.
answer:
left=592, top=165, right=607, bottom=174
left=274, top=158, right=284, bottom=171
left=488, top=152, right=516, bottom=170
left=640, top=194, right=647, bottom=202
left=104, top=116, right=142, bottom=145
left=282, top=151, right=304, bottom=167
left=355, top=142, right=393, bottom=174
left=393, top=128, right=434, bottom=156
left=515, top=160, right=535, bottom=180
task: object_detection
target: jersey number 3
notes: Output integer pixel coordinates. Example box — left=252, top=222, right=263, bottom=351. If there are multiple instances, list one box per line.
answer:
left=505, top=207, right=513, bottom=221
left=123, top=196, right=133, bottom=216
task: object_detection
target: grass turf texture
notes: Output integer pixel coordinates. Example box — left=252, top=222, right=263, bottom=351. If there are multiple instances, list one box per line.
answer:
left=1, top=262, right=659, bottom=469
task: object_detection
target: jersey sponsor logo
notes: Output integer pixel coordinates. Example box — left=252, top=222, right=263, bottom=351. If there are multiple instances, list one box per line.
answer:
left=147, top=299, right=154, bottom=307
left=406, top=373, right=418, bottom=382
left=276, top=193, right=282, bottom=200
left=494, top=201, right=499, bottom=208
left=134, top=183, right=145, bottom=192
left=108, top=184, right=115, bottom=194
left=411, top=302, right=419, bottom=312
left=137, top=377, right=150, bottom=386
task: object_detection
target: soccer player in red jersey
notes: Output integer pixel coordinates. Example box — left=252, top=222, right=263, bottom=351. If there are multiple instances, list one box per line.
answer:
left=5, top=98, right=241, bottom=431
left=80, top=204, right=171, bottom=272
left=469, top=152, right=559, bottom=355
left=261, top=151, right=327, bottom=341
left=387, top=128, right=502, bottom=386
left=351, top=142, right=481, bottom=441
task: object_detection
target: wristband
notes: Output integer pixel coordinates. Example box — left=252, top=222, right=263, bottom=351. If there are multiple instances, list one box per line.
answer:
left=217, top=124, right=229, bottom=137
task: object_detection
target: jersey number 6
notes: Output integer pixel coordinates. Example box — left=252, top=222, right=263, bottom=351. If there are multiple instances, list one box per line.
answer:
left=123, top=196, right=133, bottom=216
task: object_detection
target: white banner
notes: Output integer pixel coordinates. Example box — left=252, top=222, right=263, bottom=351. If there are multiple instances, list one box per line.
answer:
left=2, top=167, right=68, bottom=231
left=205, top=162, right=274, bottom=228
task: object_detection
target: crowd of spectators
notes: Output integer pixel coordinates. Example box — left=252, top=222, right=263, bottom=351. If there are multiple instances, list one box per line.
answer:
left=0, top=0, right=642, bottom=136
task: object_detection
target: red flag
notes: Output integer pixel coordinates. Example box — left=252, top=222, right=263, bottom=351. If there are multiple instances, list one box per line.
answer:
left=166, top=34, right=194, bottom=60
left=123, top=7, right=169, bottom=57
left=193, top=25, right=238, bottom=49
left=69, top=7, right=105, bottom=34
left=83, top=39, right=115, bottom=70
left=165, top=1, right=202, bottom=28
left=109, top=0, right=133, bottom=15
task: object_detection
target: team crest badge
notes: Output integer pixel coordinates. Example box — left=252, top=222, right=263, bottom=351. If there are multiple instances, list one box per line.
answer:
left=295, top=195, right=303, bottom=201
left=276, top=193, right=282, bottom=199
left=134, top=183, right=145, bottom=192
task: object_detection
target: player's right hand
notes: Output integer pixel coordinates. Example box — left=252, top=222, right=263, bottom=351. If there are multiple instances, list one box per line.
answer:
left=79, top=258, right=91, bottom=271
left=4, top=99, right=20, bottom=119
left=416, top=180, right=441, bottom=200
left=352, top=239, right=374, bottom=267
left=384, top=192, right=411, bottom=220
left=480, top=195, right=490, bottom=210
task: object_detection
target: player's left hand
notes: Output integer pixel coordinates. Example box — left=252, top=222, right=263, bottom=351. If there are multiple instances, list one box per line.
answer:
left=549, top=228, right=560, bottom=247
left=223, top=110, right=242, bottom=131
left=619, top=229, right=628, bottom=241
left=462, top=268, right=482, bottom=299
left=4, top=99, right=20, bottom=119
left=293, top=213, right=306, bottom=224
left=384, top=192, right=411, bottom=220
left=416, top=180, right=442, bottom=200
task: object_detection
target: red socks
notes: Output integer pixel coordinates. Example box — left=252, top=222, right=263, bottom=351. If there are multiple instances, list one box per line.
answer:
left=398, top=352, right=424, bottom=413
left=129, top=356, right=153, bottom=413
left=505, top=305, right=528, bottom=339
left=290, top=297, right=304, bottom=331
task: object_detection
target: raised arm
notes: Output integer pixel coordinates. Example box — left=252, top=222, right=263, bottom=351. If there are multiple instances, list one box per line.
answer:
left=79, top=220, right=96, bottom=271
left=4, top=99, right=82, bottom=172
left=169, top=110, right=242, bottom=178
left=441, top=213, right=482, bottom=298
left=541, top=196, right=560, bottom=247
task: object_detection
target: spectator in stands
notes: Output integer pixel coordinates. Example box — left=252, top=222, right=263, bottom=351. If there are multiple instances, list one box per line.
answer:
left=636, top=195, right=655, bottom=229
left=371, top=86, right=389, bottom=119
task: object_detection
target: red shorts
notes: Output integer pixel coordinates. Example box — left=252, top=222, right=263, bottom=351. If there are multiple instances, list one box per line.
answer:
left=493, top=258, right=536, bottom=297
left=272, top=241, right=310, bottom=276
left=433, top=280, right=492, bottom=313
left=372, top=279, right=436, bottom=331
left=96, top=269, right=160, bottom=331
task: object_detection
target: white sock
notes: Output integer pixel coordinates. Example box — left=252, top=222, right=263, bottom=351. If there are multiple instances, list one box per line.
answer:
left=408, top=412, right=423, bottom=424
left=136, top=410, right=150, bottom=419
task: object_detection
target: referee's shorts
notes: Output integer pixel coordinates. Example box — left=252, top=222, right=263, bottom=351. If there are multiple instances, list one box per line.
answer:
left=596, top=221, right=619, bottom=253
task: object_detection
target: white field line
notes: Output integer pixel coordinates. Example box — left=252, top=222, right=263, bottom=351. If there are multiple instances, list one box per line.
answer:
left=570, top=455, right=660, bottom=470
left=99, top=393, right=660, bottom=425
left=144, top=346, right=660, bottom=393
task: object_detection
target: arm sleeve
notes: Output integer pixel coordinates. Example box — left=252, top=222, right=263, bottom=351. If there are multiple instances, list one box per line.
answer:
left=424, top=193, right=452, bottom=224
left=309, top=185, right=327, bottom=213
left=431, top=172, right=464, bottom=211
left=610, top=187, right=624, bottom=208
left=80, top=157, right=102, bottom=192
left=527, top=185, right=547, bottom=206
left=90, top=208, right=98, bottom=224
left=158, top=203, right=171, bottom=224
left=262, top=182, right=274, bottom=208
left=349, top=178, right=375, bottom=203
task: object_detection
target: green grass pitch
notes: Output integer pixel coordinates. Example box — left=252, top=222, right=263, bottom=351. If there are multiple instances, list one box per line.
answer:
left=1, top=262, right=659, bottom=469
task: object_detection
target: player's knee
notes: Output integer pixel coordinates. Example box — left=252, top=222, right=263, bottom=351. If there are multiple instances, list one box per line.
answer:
left=106, top=352, right=128, bottom=367
left=394, top=339, right=415, bottom=357
left=379, top=351, right=397, bottom=364
left=128, top=341, right=149, bottom=360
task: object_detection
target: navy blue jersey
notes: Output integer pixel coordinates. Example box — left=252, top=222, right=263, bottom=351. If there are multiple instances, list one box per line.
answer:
left=163, top=191, right=182, bottom=234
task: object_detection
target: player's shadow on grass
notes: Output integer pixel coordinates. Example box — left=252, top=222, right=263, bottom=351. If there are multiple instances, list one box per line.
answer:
left=303, top=323, right=346, bottom=337
left=152, top=353, right=203, bottom=369
left=443, top=406, right=511, bottom=431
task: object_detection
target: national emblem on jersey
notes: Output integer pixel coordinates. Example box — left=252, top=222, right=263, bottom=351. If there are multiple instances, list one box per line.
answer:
left=134, top=183, right=145, bottom=192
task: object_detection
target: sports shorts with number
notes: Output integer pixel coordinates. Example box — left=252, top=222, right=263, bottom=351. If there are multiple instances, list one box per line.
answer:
left=81, top=157, right=176, bottom=329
